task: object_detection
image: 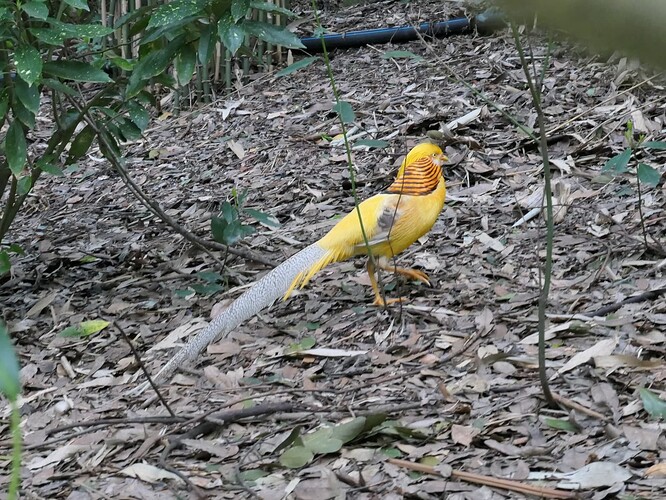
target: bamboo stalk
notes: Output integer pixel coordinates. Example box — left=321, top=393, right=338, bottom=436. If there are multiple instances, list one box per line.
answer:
left=224, top=49, right=232, bottom=91
left=214, top=41, right=221, bottom=82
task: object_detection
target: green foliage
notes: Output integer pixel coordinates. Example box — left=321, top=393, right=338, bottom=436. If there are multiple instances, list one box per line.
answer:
left=278, top=415, right=387, bottom=468
left=640, top=388, right=666, bottom=419
left=381, top=50, right=423, bottom=61
left=601, top=121, right=663, bottom=250
left=0, top=0, right=301, bottom=274
left=333, top=101, right=356, bottom=124
left=0, top=321, right=21, bottom=500
left=60, top=319, right=110, bottom=338
left=276, top=56, right=320, bottom=77
left=211, top=188, right=279, bottom=246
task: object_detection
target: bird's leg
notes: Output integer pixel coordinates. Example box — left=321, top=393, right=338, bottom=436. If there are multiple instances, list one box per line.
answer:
left=367, top=257, right=404, bottom=306
left=376, top=257, right=430, bottom=285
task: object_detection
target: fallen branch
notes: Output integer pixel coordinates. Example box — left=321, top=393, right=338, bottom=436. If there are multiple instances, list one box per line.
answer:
left=387, top=458, right=578, bottom=499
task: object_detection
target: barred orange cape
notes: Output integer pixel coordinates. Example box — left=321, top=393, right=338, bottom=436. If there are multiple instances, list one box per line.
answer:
left=386, top=156, right=442, bottom=196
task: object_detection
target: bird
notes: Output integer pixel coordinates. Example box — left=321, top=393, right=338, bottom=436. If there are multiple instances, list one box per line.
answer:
left=139, top=142, right=448, bottom=388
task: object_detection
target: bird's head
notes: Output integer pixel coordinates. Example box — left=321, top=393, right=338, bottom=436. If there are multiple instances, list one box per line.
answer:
left=398, top=142, right=448, bottom=176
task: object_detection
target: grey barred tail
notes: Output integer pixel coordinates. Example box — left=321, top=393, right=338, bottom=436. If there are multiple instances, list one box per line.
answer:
left=150, top=243, right=327, bottom=385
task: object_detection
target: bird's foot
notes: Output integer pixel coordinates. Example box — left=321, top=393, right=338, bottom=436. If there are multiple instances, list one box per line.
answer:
left=396, top=268, right=430, bottom=285
left=372, top=296, right=406, bottom=307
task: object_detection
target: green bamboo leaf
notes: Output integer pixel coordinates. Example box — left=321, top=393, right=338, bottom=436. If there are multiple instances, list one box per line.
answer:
left=333, top=101, right=355, bottom=124
left=148, top=0, right=206, bottom=28
left=37, top=161, right=63, bottom=176
left=5, top=121, right=27, bottom=175
left=640, top=388, right=666, bottom=419
left=381, top=50, right=423, bottom=60
left=60, top=320, right=110, bottom=338
left=641, top=140, right=666, bottom=150
left=41, top=78, right=78, bottom=96
left=250, top=1, right=297, bottom=17
left=126, top=41, right=181, bottom=96
left=276, top=56, right=319, bottom=77
left=637, top=163, right=661, bottom=188
left=43, top=61, right=112, bottom=83
left=12, top=99, right=35, bottom=129
left=22, top=1, right=49, bottom=20
left=63, top=0, right=89, bottom=10
left=601, top=148, right=631, bottom=175
left=0, top=322, right=20, bottom=401
left=279, top=446, right=313, bottom=468
left=175, top=44, right=197, bottom=86
left=354, top=139, right=389, bottom=149
left=15, top=77, right=40, bottom=114
left=244, top=20, right=305, bottom=49
left=14, top=45, right=42, bottom=86
left=231, top=0, right=250, bottom=22
left=218, top=16, right=245, bottom=55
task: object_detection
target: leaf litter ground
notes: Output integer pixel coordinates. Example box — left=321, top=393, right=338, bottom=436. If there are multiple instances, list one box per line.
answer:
left=1, top=1, right=666, bottom=498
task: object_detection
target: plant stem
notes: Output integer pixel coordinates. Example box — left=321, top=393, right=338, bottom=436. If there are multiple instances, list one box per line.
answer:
left=636, top=177, right=649, bottom=250
left=8, top=398, right=21, bottom=500
left=511, top=23, right=557, bottom=408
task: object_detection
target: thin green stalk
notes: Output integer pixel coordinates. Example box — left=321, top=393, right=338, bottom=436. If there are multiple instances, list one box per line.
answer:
left=8, top=399, right=21, bottom=500
left=636, top=177, right=649, bottom=250
left=310, top=0, right=382, bottom=299
left=510, top=23, right=556, bottom=408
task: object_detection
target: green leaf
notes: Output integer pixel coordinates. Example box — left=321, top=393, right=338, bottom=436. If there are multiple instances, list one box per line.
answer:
left=279, top=446, right=314, bottom=468
left=117, top=118, right=143, bottom=141
left=0, top=91, right=8, bottom=121
left=218, top=16, right=245, bottom=55
left=197, top=271, right=223, bottom=283
left=302, top=429, right=343, bottom=454
left=60, top=319, right=110, bottom=338
left=175, top=44, right=197, bottom=86
left=148, top=0, right=206, bottom=28
left=250, top=1, right=296, bottom=17
left=381, top=50, right=423, bottom=60
left=14, top=45, right=42, bottom=87
left=38, top=161, right=63, bottom=176
left=22, top=1, right=49, bottom=20
left=66, top=126, right=96, bottom=164
left=211, top=216, right=229, bottom=244
left=127, top=101, right=150, bottom=131
left=43, top=61, right=113, bottom=83
left=333, top=101, right=355, bottom=124
left=244, top=20, right=305, bottom=49
left=637, top=163, right=661, bottom=188
left=29, top=27, right=66, bottom=45
left=640, top=388, right=666, bottom=419
left=191, top=283, right=224, bottom=295
left=601, top=148, right=631, bottom=175
left=126, top=43, right=180, bottom=96
left=244, top=208, right=280, bottom=227
left=40, top=78, right=78, bottom=96
left=543, top=417, right=579, bottom=432
left=15, top=77, right=40, bottom=114
left=276, top=56, right=319, bottom=77
left=198, top=24, right=214, bottom=65
left=17, top=175, right=33, bottom=195
left=52, top=21, right=115, bottom=38
left=0, top=251, right=10, bottom=275
left=0, top=322, right=20, bottom=401
left=331, top=417, right=367, bottom=444
left=5, top=121, right=27, bottom=176
left=63, top=0, right=90, bottom=10
left=641, top=141, right=666, bottom=150
left=231, top=0, right=250, bottom=21
left=108, top=56, right=134, bottom=71
left=381, top=447, right=402, bottom=458
left=354, top=139, right=389, bottom=149
left=239, top=469, right=267, bottom=482
left=12, top=99, right=36, bottom=129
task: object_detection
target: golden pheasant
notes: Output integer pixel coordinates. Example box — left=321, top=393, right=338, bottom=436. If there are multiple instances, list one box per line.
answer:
left=140, top=142, right=448, bottom=388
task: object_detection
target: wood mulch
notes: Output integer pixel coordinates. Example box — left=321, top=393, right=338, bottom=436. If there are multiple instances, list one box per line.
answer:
left=1, top=1, right=665, bottom=498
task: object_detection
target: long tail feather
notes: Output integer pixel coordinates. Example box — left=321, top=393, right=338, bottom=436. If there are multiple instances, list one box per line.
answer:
left=145, top=243, right=328, bottom=388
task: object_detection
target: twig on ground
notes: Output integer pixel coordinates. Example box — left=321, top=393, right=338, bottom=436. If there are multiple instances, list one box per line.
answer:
left=388, top=458, right=578, bottom=499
